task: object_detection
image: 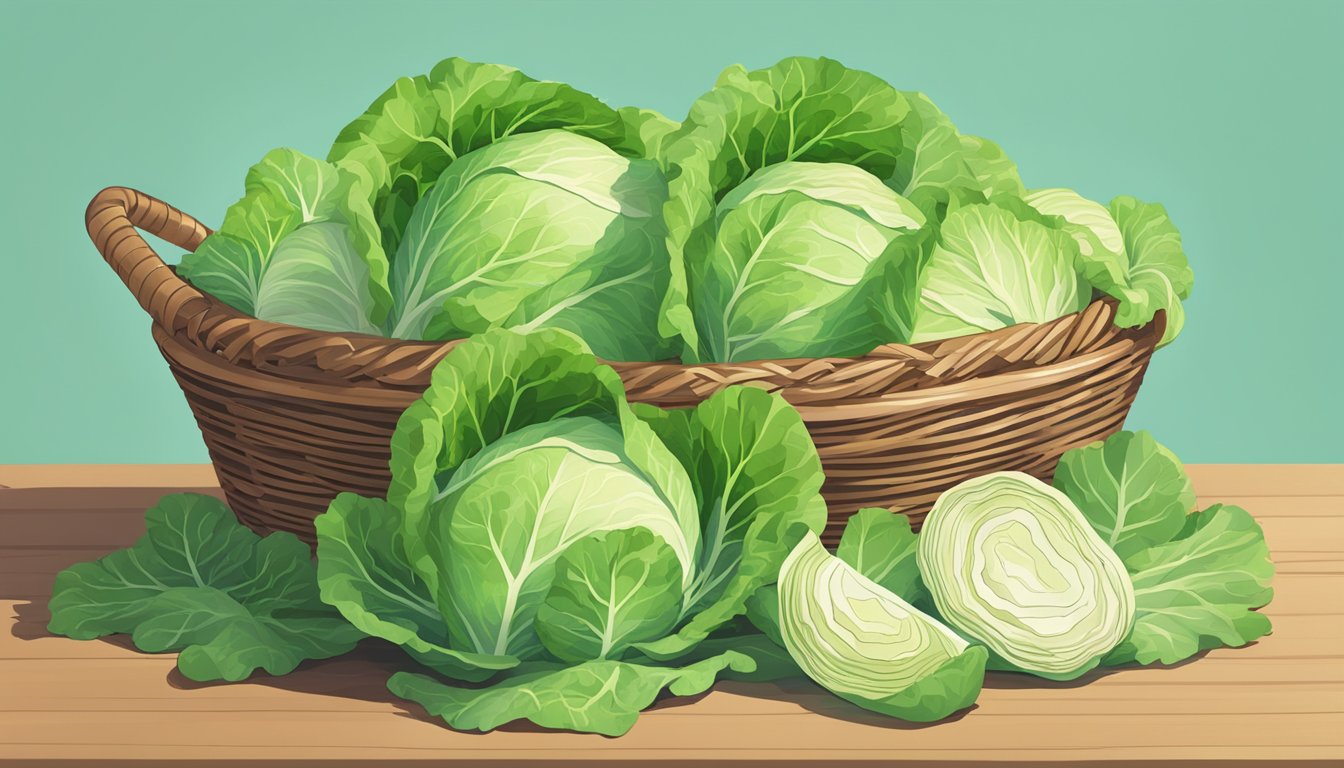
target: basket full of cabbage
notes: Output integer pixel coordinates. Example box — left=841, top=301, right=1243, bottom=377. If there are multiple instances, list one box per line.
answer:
left=84, top=56, right=1191, bottom=543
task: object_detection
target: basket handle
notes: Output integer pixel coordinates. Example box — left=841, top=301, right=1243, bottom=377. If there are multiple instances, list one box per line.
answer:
left=85, top=186, right=214, bottom=332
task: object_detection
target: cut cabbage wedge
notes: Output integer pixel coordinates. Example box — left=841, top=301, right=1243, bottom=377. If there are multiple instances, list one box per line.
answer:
left=777, top=533, right=987, bottom=721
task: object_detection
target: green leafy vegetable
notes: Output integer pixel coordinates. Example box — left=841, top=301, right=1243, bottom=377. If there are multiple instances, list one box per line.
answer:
left=1106, top=196, right=1195, bottom=345
left=315, top=493, right=517, bottom=681
left=49, top=494, right=362, bottom=681
left=911, top=200, right=1090, bottom=342
left=918, top=472, right=1136, bottom=680
left=630, top=386, right=826, bottom=659
left=777, top=532, right=986, bottom=721
left=661, top=56, right=920, bottom=361
left=1109, top=504, right=1274, bottom=665
left=389, top=650, right=757, bottom=737
left=691, top=162, right=925, bottom=361
left=386, top=129, right=674, bottom=360
left=327, top=57, right=632, bottom=260
left=386, top=329, right=699, bottom=661
left=957, top=135, right=1025, bottom=197
left=1023, top=188, right=1127, bottom=288
left=178, top=148, right=391, bottom=332
left=312, top=328, right=828, bottom=733
left=892, top=92, right=973, bottom=199
left=535, top=527, right=684, bottom=662
left=1054, top=431, right=1274, bottom=666
left=1053, top=429, right=1197, bottom=561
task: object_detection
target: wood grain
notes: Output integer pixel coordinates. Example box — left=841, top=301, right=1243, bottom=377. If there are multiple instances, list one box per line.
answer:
left=1, top=464, right=1341, bottom=767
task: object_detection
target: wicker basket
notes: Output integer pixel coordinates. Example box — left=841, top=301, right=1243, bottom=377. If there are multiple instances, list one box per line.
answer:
left=87, top=186, right=1162, bottom=545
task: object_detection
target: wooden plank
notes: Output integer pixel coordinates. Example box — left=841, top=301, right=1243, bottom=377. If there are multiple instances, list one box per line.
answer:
left=0, top=464, right=220, bottom=489
left=3, top=464, right=1341, bottom=495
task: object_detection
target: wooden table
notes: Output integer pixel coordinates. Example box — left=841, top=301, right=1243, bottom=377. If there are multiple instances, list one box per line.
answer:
left=2, top=465, right=1341, bottom=766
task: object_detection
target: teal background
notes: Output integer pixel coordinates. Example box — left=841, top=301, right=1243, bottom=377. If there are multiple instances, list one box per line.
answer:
left=2, top=0, right=1340, bottom=463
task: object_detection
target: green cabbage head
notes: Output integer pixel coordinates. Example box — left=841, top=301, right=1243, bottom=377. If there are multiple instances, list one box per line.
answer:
left=388, top=129, right=675, bottom=361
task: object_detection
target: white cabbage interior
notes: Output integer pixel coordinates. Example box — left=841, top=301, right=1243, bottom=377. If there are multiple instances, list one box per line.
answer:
left=919, top=472, right=1135, bottom=676
left=779, top=533, right=966, bottom=700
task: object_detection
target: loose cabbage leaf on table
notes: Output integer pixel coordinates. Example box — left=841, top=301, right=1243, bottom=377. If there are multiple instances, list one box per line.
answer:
left=1106, top=504, right=1275, bottom=665
left=48, top=494, right=362, bottom=682
left=1054, top=431, right=1275, bottom=666
left=389, top=650, right=757, bottom=737
left=1053, top=429, right=1197, bottom=561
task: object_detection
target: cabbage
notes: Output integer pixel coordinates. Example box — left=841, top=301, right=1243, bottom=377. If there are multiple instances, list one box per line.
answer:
left=179, top=148, right=391, bottom=333
left=917, top=471, right=1135, bottom=680
left=314, top=328, right=825, bottom=733
left=689, top=161, right=924, bottom=361
left=660, top=57, right=926, bottom=362
left=387, top=129, right=674, bottom=360
left=911, top=200, right=1091, bottom=343
left=185, top=59, right=680, bottom=362
left=777, top=532, right=986, bottom=721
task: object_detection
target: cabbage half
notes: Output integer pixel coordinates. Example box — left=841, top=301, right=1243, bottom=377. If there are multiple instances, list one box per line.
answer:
left=777, top=532, right=986, bottom=721
left=917, top=472, right=1136, bottom=680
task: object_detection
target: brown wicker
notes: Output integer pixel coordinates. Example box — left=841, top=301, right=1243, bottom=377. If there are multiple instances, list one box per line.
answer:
left=87, top=186, right=1162, bottom=545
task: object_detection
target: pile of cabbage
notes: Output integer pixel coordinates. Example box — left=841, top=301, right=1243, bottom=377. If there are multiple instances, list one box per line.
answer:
left=49, top=330, right=1274, bottom=735
left=178, top=56, right=1194, bottom=362
left=52, top=56, right=1248, bottom=737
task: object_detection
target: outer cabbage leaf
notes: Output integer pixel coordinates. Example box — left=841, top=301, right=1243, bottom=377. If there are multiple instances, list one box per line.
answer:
left=388, top=650, right=757, bottom=736
left=535, top=527, right=684, bottom=662
left=918, top=472, right=1135, bottom=680
left=314, top=493, right=517, bottom=681
left=48, top=494, right=362, bottom=682
left=1108, top=195, right=1194, bottom=345
left=778, top=533, right=986, bottom=721
left=178, top=147, right=391, bottom=330
left=631, top=387, right=826, bottom=659
left=911, top=201, right=1089, bottom=342
left=1023, top=188, right=1128, bottom=287
left=836, top=507, right=927, bottom=606
left=1106, top=504, right=1274, bottom=666
left=616, top=106, right=680, bottom=165
left=958, top=135, right=1025, bottom=197
left=327, top=57, right=628, bottom=259
left=892, top=92, right=973, bottom=199
left=1053, top=430, right=1197, bottom=561
left=661, top=56, right=913, bottom=359
left=387, top=130, right=673, bottom=361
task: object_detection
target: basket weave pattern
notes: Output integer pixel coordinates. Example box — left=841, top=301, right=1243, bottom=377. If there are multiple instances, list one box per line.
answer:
left=88, top=187, right=1160, bottom=544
